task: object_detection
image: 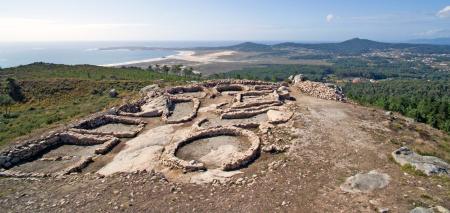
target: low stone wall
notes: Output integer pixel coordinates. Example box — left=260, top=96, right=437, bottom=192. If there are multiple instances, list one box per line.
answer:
left=162, top=126, right=260, bottom=172
left=0, top=170, right=51, bottom=178
left=70, top=115, right=145, bottom=138
left=117, top=98, right=149, bottom=114
left=201, top=79, right=278, bottom=88
left=74, top=115, right=144, bottom=129
left=70, top=124, right=144, bottom=138
left=119, top=95, right=170, bottom=117
left=193, top=118, right=261, bottom=131
left=221, top=106, right=279, bottom=119
left=162, top=97, right=201, bottom=124
left=165, top=85, right=204, bottom=94
left=61, top=156, right=94, bottom=175
left=215, top=84, right=248, bottom=93
left=231, top=99, right=281, bottom=110
left=0, top=131, right=119, bottom=170
left=234, top=91, right=274, bottom=102
left=95, top=138, right=121, bottom=155
left=253, top=85, right=279, bottom=91
left=0, top=133, right=61, bottom=169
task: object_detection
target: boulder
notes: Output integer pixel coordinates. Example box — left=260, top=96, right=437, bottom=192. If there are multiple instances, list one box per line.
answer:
left=392, top=147, right=449, bottom=176
left=292, top=74, right=305, bottom=84
left=340, top=170, right=390, bottom=193
left=107, top=107, right=118, bottom=115
left=109, top=89, right=118, bottom=98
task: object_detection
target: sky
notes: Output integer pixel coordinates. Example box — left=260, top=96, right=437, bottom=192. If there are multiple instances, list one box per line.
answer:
left=0, top=0, right=449, bottom=42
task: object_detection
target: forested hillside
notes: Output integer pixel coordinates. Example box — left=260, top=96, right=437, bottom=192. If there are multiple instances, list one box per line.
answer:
left=343, top=80, right=450, bottom=133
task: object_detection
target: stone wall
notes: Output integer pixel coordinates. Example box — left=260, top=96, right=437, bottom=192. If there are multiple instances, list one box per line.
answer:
left=200, top=79, right=278, bottom=88
left=165, top=85, right=204, bottom=94
left=70, top=115, right=145, bottom=138
left=162, top=97, right=201, bottom=124
left=162, top=126, right=260, bottom=172
left=215, top=84, right=248, bottom=93
left=118, top=95, right=170, bottom=117
left=73, top=115, right=144, bottom=129
left=0, top=131, right=119, bottom=170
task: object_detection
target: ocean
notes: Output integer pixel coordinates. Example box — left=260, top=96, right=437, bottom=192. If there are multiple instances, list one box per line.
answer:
left=0, top=41, right=241, bottom=68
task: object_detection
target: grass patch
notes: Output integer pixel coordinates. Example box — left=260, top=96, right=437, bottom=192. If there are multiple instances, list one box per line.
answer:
left=400, top=164, right=427, bottom=177
left=389, top=138, right=402, bottom=146
left=419, top=193, right=433, bottom=200
left=0, top=63, right=192, bottom=147
left=387, top=154, right=396, bottom=163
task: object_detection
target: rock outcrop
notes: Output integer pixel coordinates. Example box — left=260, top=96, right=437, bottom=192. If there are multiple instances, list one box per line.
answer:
left=392, top=147, right=449, bottom=176
left=340, top=170, right=391, bottom=193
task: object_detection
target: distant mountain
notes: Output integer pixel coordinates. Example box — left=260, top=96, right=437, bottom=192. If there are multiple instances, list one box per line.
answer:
left=273, top=38, right=393, bottom=54
left=215, top=38, right=450, bottom=54
left=408, top=38, right=450, bottom=45
left=222, top=42, right=272, bottom=52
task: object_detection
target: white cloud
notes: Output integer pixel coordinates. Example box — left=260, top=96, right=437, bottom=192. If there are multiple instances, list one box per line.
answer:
left=326, top=14, right=334, bottom=23
left=437, top=6, right=450, bottom=18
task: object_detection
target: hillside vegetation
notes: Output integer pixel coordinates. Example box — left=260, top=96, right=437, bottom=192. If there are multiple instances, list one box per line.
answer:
left=212, top=57, right=448, bottom=81
left=343, top=80, right=450, bottom=133
left=215, top=61, right=450, bottom=134
left=212, top=38, right=450, bottom=54
left=0, top=63, right=189, bottom=146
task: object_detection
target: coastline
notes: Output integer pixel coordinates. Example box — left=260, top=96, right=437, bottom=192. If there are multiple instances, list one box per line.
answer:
left=99, top=51, right=183, bottom=67
left=99, top=50, right=236, bottom=67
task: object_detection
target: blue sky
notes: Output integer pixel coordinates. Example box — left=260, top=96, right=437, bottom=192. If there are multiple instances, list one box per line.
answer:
left=1, top=0, right=449, bottom=42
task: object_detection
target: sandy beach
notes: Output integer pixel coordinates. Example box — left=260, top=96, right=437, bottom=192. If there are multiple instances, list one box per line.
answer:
left=100, top=50, right=236, bottom=67
left=166, top=50, right=236, bottom=63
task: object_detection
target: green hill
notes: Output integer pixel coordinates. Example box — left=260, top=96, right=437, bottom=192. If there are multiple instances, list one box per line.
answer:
left=0, top=63, right=188, bottom=146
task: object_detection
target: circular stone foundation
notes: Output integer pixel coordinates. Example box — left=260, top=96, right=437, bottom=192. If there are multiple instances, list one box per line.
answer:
left=176, top=135, right=250, bottom=169
left=162, top=126, right=260, bottom=172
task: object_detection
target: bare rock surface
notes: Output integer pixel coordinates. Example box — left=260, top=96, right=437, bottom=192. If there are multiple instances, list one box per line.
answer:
left=340, top=170, right=391, bottom=193
left=392, top=147, right=449, bottom=176
left=98, top=124, right=187, bottom=175
left=267, top=109, right=293, bottom=124
left=410, top=206, right=450, bottom=213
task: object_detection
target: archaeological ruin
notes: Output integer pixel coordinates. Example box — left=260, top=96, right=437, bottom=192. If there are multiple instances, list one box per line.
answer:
left=0, top=77, right=343, bottom=182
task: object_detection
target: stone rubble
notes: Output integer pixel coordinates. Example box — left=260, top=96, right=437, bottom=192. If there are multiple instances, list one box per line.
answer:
left=291, top=74, right=345, bottom=102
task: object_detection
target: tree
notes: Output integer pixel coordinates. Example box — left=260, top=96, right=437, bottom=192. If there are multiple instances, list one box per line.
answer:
left=171, top=65, right=183, bottom=76
left=162, top=65, right=170, bottom=76
left=183, top=67, right=194, bottom=78
left=154, top=64, right=161, bottom=72
left=0, top=95, right=14, bottom=116
left=6, top=78, right=25, bottom=102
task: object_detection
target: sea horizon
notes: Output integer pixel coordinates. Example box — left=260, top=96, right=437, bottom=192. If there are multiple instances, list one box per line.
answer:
left=0, top=41, right=245, bottom=68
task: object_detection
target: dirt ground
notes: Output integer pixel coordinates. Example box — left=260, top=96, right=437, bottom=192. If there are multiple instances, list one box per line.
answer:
left=0, top=87, right=449, bottom=212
